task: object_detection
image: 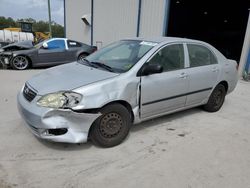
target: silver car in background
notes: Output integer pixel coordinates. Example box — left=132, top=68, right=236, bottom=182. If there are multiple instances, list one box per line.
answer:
left=17, top=37, right=238, bottom=147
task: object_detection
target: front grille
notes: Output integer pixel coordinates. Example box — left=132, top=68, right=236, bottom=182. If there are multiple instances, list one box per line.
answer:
left=23, top=84, right=37, bottom=102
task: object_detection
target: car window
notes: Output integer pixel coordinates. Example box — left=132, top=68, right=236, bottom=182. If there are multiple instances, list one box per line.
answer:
left=99, top=43, right=132, bottom=61
left=187, top=44, right=217, bottom=67
left=148, top=44, right=184, bottom=72
left=67, top=40, right=82, bottom=48
left=138, top=44, right=152, bottom=58
left=47, top=40, right=65, bottom=50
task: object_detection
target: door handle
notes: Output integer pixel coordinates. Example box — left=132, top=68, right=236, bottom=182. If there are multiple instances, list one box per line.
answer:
left=179, top=72, right=188, bottom=78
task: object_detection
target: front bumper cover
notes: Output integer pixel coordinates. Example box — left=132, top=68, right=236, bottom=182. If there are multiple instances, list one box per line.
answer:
left=0, top=52, right=12, bottom=67
left=17, top=91, right=101, bottom=143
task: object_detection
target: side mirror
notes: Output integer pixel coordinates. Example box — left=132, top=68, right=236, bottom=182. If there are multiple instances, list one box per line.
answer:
left=42, top=42, right=48, bottom=49
left=139, top=64, right=163, bottom=76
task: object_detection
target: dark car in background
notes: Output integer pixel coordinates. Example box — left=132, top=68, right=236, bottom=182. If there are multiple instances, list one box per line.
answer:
left=0, top=42, right=9, bottom=48
left=0, top=38, right=97, bottom=70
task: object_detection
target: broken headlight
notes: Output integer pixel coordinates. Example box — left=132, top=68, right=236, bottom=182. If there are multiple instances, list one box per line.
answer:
left=37, top=91, right=82, bottom=109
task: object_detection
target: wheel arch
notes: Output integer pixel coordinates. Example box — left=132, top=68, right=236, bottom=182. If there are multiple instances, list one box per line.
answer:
left=77, top=51, right=89, bottom=58
left=217, top=80, right=228, bottom=92
left=101, top=100, right=134, bottom=123
left=13, top=54, right=32, bottom=61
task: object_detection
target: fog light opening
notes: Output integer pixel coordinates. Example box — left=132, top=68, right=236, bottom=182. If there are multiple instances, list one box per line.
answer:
left=48, top=128, right=68, bottom=136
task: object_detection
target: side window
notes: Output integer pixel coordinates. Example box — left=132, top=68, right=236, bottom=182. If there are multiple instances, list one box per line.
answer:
left=187, top=44, right=217, bottom=67
left=148, top=44, right=184, bottom=72
left=67, top=40, right=82, bottom=48
left=47, top=40, right=65, bottom=49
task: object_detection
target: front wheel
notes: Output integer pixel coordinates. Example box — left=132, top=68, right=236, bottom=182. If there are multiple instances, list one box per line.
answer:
left=203, top=84, right=226, bottom=112
left=90, top=103, right=131, bottom=147
left=11, top=56, right=30, bottom=70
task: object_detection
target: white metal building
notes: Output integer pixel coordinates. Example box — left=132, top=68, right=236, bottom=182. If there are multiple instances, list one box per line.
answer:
left=64, top=0, right=249, bottom=66
left=65, top=0, right=168, bottom=48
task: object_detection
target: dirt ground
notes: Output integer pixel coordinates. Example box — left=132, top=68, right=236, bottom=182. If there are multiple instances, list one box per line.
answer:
left=0, top=69, right=250, bottom=188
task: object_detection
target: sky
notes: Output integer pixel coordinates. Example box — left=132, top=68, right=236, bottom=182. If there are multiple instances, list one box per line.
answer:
left=0, top=0, right=64, bottom=25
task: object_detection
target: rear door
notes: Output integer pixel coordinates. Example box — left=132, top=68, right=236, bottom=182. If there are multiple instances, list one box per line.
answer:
left=185, top=43, right=220, bottom=106
left=140, top=43, right=189, bottom=119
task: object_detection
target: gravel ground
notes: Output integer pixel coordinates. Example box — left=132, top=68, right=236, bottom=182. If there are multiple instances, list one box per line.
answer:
left=0, top=69, right=250, bottom=188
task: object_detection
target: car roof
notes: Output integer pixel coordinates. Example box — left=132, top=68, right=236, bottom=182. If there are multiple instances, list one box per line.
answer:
left=124, top=36, right=207, bottom=45
left=49, top=38, right=67, bottom=40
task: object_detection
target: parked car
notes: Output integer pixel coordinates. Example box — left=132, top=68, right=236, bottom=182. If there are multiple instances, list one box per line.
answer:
left=0, top=41, right=10, bottom=48
left=0, top=38, right=97, bottom=70
left=17, top=37, right=238, bottom=147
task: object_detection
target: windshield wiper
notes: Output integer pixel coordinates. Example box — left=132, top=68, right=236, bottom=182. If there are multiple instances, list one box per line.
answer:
left=78, top=58, right=97, bottom=68
left=92, top=62, right=115, bottom=72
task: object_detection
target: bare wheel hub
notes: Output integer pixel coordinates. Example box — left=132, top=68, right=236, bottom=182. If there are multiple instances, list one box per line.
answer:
left=99, top=113, right=122, bottom=138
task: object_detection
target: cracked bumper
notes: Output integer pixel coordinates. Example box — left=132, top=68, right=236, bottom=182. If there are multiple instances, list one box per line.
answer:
left=17, top=92, right=100, bottom=143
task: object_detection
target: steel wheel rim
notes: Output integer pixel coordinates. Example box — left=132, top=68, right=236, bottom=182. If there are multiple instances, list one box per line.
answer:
left=13, top=56, right=28, bottom=70
left=214, top=89, right=223, bottom=107
left=99, top=112, right=123, bottom=138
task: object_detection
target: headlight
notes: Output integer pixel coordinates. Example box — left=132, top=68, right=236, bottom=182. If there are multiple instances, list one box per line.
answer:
left=37, top=91, right=82, bottom=109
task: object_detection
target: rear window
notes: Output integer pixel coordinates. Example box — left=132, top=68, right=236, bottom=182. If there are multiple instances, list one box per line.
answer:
left=67, top=40, right=82, bottom=48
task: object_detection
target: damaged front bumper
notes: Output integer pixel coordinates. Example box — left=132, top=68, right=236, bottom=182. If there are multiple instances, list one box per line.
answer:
left=17, top=91, right=101, bottom=143
left=0, top=52, right=12, bottom=67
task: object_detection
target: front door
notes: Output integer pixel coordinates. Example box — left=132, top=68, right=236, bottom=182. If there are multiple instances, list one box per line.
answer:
left=140, top=43, right=189, bottom=119
left=38, top=39, right=66, bottom=65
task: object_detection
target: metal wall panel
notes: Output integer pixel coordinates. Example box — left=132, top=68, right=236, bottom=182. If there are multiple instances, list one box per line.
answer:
left=139, top=0, right=166, bottom=37
left=65, top=0, right=91, bottom=44
left=93, top=0, right=138, bottom=47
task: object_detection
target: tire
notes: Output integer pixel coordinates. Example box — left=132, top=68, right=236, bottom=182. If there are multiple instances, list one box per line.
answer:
left=11, top=56, right=30, bottom=70
left=203, top=84, right=226, bottom=112
left=0, top=58, right=5, bottom=69
left=90, top=103, right=131, bottom=147
left=77, top=53, right=88, bottom=62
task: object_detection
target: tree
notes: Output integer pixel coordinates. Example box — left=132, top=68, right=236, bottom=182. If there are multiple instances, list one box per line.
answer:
left=0, top=16, right=64, bottom=38
left=0, top=16, right=18, bottom=29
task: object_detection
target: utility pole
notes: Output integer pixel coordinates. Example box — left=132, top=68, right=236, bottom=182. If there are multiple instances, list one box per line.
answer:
left=48, top=0, right=52, bottom=38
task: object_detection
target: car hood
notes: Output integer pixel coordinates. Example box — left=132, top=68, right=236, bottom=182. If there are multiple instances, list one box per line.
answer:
left=2, top=40, right=33, bottom=51
left=27, top=62, right=119, bottom=95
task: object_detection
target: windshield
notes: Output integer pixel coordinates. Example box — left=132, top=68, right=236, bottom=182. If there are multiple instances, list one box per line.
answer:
left=81, top=40, right=157, bottom=73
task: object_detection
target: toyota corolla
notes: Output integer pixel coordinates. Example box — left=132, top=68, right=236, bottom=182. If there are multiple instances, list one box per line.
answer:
left=17, top=37, right=238, bottom=147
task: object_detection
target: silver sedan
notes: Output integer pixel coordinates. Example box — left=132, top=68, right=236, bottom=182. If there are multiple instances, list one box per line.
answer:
left=17, top=37, right=238, bottom=147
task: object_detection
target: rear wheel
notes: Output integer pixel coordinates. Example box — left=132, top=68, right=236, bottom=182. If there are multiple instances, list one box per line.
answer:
left=90, top=103, right=131, bottom=147
left=203, top=84, right=226, bottom=112
left=11, top=56, right=30, bottom=70
left=77, top=53, right=88, bottom=62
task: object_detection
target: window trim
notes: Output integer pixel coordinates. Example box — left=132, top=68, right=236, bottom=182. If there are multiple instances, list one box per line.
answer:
left=185, top=42, right=218, bottom=68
